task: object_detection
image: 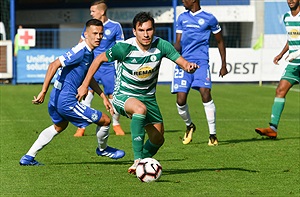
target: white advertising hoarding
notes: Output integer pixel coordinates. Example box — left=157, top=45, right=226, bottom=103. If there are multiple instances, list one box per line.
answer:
left=158, top=48, right=286, bottom=83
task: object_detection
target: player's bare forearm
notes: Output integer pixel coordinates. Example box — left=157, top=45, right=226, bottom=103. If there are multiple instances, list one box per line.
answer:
left=33, top=59, right=61, bottom=105
left=175, top=56, right=198, bottom=73
left=77, top=53, right=109, bottom=101
left=89, top=77, right=104, bottom=97
left=90, top=78, right=112, bottom=114
left=82, top=52, right=107, bottom=87
left=42, top=59, right=61, bottom=93
left=274, top=42, right=289, bottom=64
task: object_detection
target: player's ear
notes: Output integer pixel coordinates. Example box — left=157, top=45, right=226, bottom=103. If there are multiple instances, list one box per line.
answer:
left=132, top=28, right=136, bottom=36
left=98, top=10, right=104, bottom=17
left=84, top=31, right=88, bottom=39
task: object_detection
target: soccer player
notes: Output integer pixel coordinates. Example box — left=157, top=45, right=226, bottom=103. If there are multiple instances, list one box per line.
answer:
left=76, top=12, right=199, bottom=174
left=74, top=0, right=125, bottom=137
left=171, top=0, right=228, bottom=145
left=255, top=0, right=300, bottom=138
left=19, top=19, right=125, bottom=166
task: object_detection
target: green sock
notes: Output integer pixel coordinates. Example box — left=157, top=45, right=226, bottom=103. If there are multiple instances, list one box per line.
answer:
left=131, top=114, right=146, bottom=160
left=142, top=139, right=162, bottom=158
left=270, top=97, right=285, bottom=128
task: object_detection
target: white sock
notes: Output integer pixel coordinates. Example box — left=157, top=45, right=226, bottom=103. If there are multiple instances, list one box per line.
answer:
left=26, top=125, right=58, bottom=157
left=109, top=98, right=120, bottom=126
left=96, top=125, right=110, bottom=151
left=81, top=91, right=94, bottom=107
left=176, top=103, right=192, bottom=126
left=203, top=100, right=216, bottom=135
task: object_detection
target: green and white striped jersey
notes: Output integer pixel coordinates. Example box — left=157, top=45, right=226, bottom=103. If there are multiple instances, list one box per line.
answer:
left=106, top=36, right=181, bottom=97
left=284, top=11, right=300, bottom=65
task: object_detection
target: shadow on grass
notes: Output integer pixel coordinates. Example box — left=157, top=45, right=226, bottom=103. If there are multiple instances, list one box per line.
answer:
left=53, top=160, right=133, bottom=165
left=163, top=167, right=259, bottom=175
left=220, top=136, right=300, bottom=145
left=165, top=129, right=182, bottom=133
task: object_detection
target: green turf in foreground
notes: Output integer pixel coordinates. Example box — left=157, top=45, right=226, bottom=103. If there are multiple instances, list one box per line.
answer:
left=0, top=84, right=299, bottom=196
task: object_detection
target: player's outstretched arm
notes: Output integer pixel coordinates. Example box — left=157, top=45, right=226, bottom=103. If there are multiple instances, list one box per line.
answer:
left=175, top=56, right=199, bottom=73
left=32, top=59, right=61, bottom=105
left=77, top=52, right=108, bottom=101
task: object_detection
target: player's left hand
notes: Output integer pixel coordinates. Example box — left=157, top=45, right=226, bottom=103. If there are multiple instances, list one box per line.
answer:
left=219, top=66, right=228, bottom=77
left=103, top=98, right=114, bottom=116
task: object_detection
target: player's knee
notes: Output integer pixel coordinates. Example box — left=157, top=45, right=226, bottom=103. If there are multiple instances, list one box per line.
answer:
left=54, top=122, right=68, bottom=132
left=176, top=97, right=187, bottom=106
left=150, top=133, right=165, bottom=146
left=98, top=113, right=111, bottom=126
left=134, top=104, right=147, bottom=115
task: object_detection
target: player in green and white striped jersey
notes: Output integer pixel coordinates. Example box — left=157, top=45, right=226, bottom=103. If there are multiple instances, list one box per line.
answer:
left=77, top=12, right=198, bottom=174
left=255, top=0, right=300, bottom=138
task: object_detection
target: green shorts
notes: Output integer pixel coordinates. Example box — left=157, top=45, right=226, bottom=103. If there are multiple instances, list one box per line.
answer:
left=113, top=94, right=163, bottom=125
left=281, top=65, right=300, bottom=85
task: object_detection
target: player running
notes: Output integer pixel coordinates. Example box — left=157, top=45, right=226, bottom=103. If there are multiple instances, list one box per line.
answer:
left=255, top=0, right=300, bottom=138
left=19, top=19, right=125, bottom=166
left=77, top=12, right=198, bottom=174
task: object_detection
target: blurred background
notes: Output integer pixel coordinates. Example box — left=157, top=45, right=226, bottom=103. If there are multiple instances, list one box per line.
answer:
left=0, top=0, right=290, bottom=84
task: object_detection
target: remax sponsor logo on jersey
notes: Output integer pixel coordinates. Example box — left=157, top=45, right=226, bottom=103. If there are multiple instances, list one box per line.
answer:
left=133, top=66, right=156, bottom=79
left=288, top=29, right=300, bottom=39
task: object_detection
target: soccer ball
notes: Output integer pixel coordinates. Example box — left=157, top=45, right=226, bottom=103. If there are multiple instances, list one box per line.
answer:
left=136, top=158, right=162, bottom=183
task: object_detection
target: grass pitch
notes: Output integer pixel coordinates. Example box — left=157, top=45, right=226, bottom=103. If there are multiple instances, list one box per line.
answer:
left=0, top=84, right=299, bottom=196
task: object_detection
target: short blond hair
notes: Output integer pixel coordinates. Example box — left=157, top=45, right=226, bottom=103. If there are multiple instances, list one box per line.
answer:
left=91, top=0, right=107, bottom=15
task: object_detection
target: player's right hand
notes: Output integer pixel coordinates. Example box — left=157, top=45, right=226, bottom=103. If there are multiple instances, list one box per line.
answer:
left=32, top=92, right=46, bottom=105
left=76, top=85, right=88, bottom=101
left=273, top=54, right=282, bottom=65
left=187, top=62, right=199, bottom=73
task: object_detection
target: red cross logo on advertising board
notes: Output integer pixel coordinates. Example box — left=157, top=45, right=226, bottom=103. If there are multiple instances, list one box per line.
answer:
left=20, top=30, right=33, bottom=44
left=18, top=28, right=36, bottom=47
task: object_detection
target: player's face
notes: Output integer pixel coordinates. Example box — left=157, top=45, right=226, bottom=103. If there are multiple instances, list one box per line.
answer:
left=182, top=0, right=194, bottom=10
left=90, top=5, right=103, bottom=20
left=84, top=25, right=103, bottom=50
left=133, top=20, right=154, bottom=51
left=287, top=0, right=300, bottom=10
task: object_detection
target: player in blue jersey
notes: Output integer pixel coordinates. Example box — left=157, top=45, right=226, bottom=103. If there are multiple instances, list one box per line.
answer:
left=255, top=0, right=300, bottom=138
left=19, top=19, right=125, bottom=166
left=171, top=0, right=228, bottom=146
left=74, top=0, right=125, bottom=137
left=77, top=12, right=199, bottom=174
